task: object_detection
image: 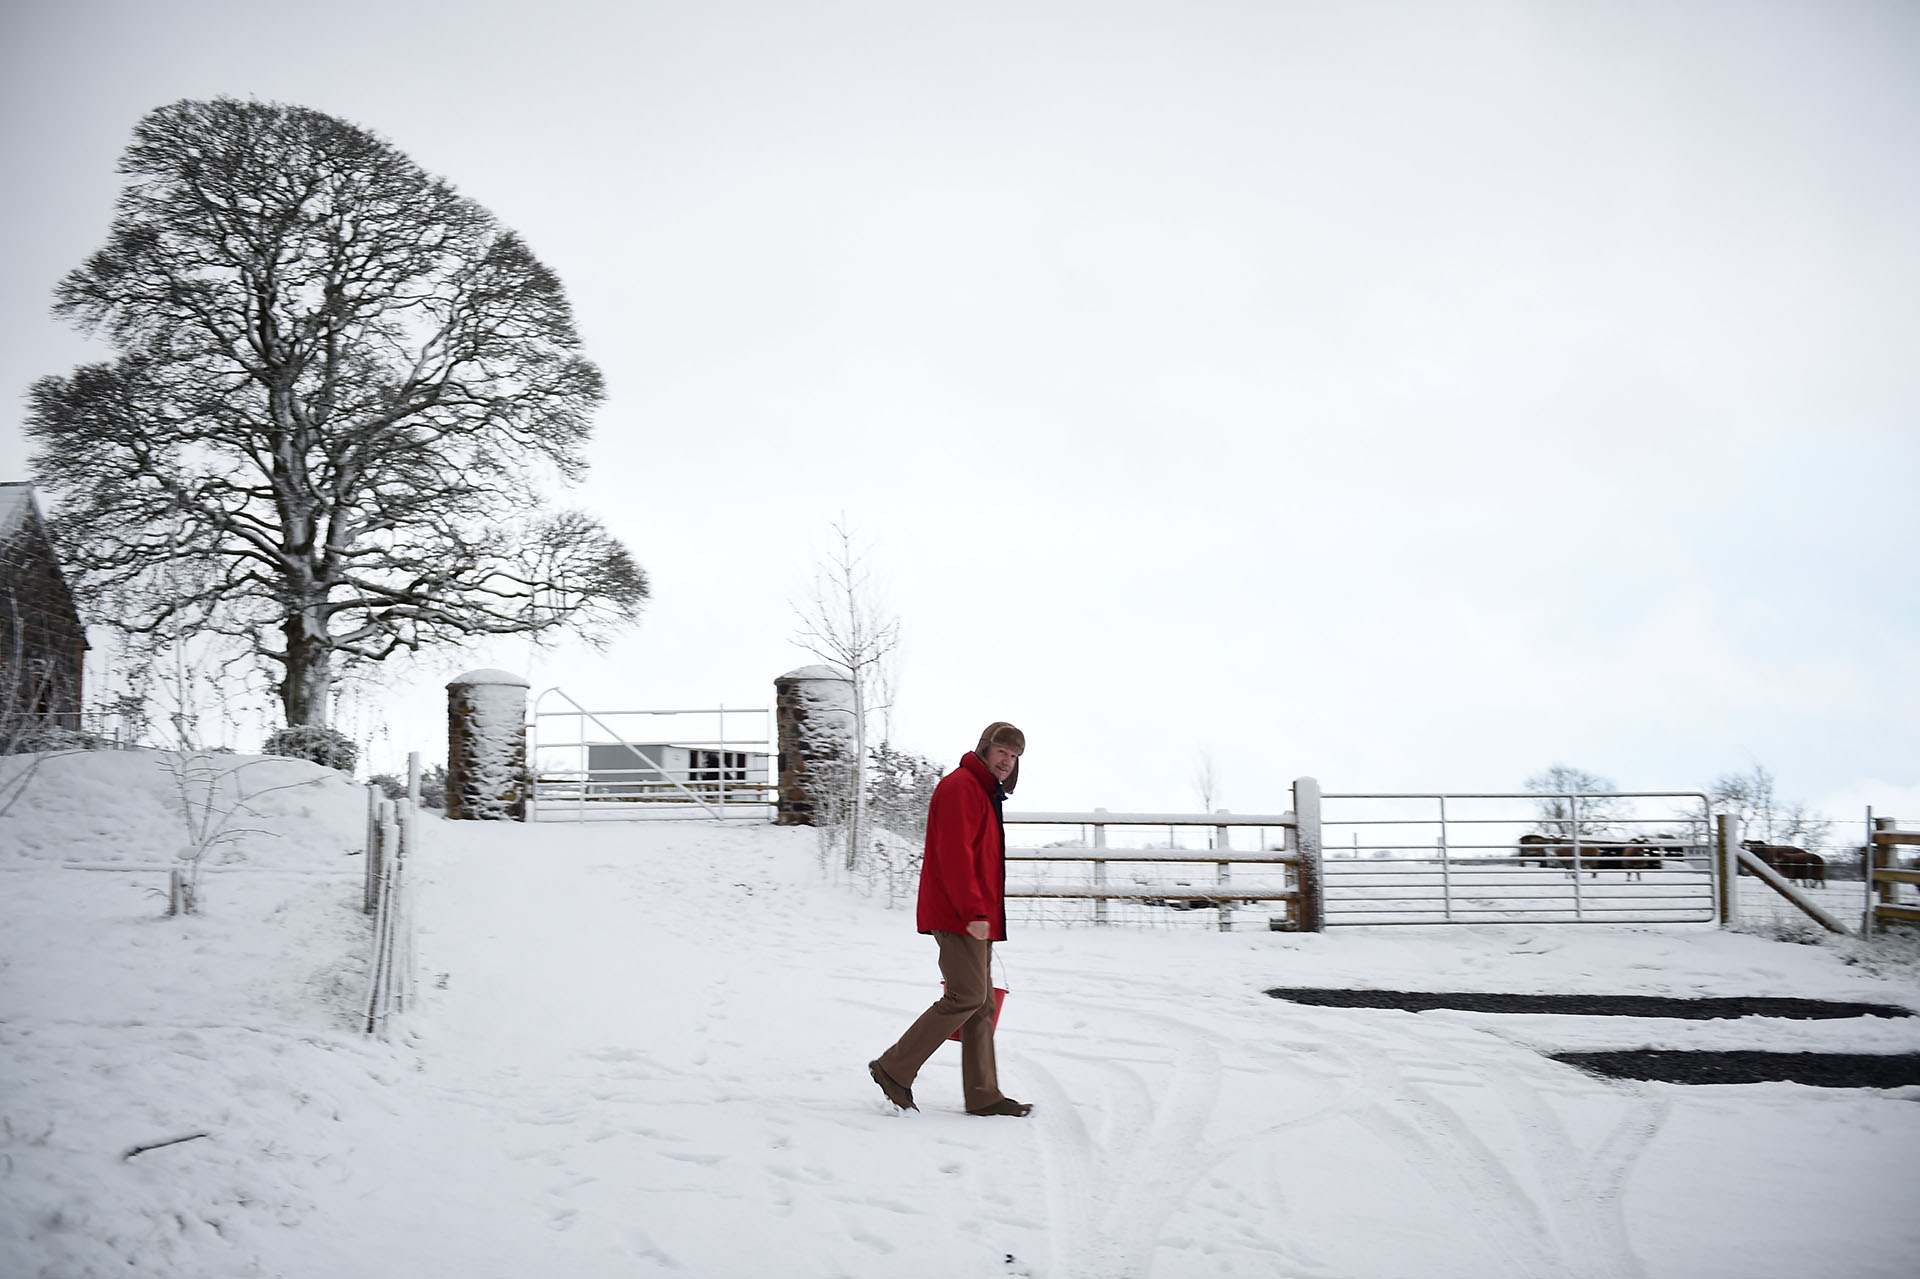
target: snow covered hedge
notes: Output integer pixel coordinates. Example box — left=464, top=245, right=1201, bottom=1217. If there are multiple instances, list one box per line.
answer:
left=263, top=724, right=360, bottom=774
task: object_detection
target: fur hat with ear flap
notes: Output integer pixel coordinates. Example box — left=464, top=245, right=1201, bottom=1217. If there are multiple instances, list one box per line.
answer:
left=975, top=721, right=1025, bottom=794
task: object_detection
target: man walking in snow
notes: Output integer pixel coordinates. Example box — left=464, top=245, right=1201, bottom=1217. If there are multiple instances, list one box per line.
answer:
left=869, top=722, right=1033, bottom=1118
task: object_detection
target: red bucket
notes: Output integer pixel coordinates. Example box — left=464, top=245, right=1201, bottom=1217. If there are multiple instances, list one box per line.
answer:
left=942, top=984, right=1008, bottom=1041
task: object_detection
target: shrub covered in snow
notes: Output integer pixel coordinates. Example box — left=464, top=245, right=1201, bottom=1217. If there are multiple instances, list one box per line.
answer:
left=263, top=724, right=359, bottom=774
left=4, top=721, right=100, bottom=754
left=813, top=741, right=945, bottom=905
left=866, top=741, right=944, bottom=844
left=418, top=762, right=448, bottom=810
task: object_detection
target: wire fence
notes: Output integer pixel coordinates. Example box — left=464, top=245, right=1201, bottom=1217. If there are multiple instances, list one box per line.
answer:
left=362, top=759, right=419, bottom=1038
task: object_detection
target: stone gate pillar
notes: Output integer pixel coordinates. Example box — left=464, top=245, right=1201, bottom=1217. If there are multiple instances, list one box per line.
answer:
left=446, top=669, right=530, bottom=821
left=774, top=665, right=855, bottom=826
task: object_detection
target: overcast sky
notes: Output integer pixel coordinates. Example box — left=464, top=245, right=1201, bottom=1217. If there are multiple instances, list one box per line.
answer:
left=3, top=0, right=1915, bottom=823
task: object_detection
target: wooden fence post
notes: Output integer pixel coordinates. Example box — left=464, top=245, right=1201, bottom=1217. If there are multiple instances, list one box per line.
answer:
left=1215, top=809, right=1233, bottom=933
left=1873, top=816, right=1894, bottom=931
left=167, top=865, right=195, bottom=917
left=363, top=783, right=382, bottom=915
left=1093, top=808, right=1108, bottom=926
left=1716, top=813, right=1742, bottom=927
left=1293, top=777, right=1324, bottom=932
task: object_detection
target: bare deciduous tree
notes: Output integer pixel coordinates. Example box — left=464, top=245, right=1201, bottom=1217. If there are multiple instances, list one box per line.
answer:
left=1193, top=747, right=1220, bottom=848
left=1710, top=763, right=1776, bottom=838
left=791, top=519, right=899, bottom=873
left=1524, top=764, right=1622, bottom=838
left=1711, top=763, right=1831, bottom=852
left=27, top=98, right=647, bottom=729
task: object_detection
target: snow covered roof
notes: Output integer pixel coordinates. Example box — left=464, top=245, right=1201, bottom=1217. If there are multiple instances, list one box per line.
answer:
left=0, top=481, right=39, bottom=544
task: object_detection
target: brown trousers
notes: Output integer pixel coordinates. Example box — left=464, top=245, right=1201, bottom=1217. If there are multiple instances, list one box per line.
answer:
left=876, top=930, right=1004, bottom=1113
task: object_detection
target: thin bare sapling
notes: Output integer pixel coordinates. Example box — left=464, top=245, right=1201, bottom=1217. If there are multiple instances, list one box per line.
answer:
left=159, top=751, right=325, bottom=915
left=791, top=519, right=899, bottom=875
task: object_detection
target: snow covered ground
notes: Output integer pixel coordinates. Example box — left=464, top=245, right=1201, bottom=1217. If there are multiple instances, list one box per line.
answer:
left=5, top=749, right=1920, bottom=1278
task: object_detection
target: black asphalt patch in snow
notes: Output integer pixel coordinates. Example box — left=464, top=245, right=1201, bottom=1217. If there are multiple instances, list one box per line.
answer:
left=1263, top=989, right=1913, bottom=1020
left=1554, top=1050, right=1920, bottom=1090
left=1265, top=988, right=1920, bottom=1089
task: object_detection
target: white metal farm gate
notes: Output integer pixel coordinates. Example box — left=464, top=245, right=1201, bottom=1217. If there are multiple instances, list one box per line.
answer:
left=1316, top=790, right=1719, bottom=925
left=527, top=689, right=776, bottom=822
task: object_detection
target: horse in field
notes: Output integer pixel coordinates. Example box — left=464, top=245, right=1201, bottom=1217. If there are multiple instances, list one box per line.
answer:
left=1742, top=840, right=1827, bottom=889
left=1516, top=834, right=1658, bottom=880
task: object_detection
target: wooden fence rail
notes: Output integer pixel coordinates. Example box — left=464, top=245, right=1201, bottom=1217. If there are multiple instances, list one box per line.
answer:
left=1000, top=778, right=1325, bottom=932
left=1867, top=814, right=1920, bottom=932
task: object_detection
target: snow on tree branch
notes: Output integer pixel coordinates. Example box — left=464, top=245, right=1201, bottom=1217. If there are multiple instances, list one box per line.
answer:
left=27, top=97, right=648, bottom=728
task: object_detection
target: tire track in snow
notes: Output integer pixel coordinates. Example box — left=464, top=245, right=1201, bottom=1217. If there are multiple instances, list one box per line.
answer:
left=1320, top=1018, right=1669, bottom=1279
left=1500, top=1078, right=1670, bottom=1277
left=1015, top=986, right=1668, bottom=1279
left=1024, top=1032, right=1221, bottom=1279
left=1019, top=1006, right=1348, bottom=1279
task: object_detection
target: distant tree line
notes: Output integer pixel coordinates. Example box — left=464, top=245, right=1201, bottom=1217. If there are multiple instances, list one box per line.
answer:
left=1524, top=761, right=1835, bottom=854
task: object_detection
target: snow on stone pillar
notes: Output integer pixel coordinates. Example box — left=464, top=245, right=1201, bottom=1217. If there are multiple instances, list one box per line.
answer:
left=774, top=665, right=856, bottom=826
left=446, top=669, right=531, bottom=821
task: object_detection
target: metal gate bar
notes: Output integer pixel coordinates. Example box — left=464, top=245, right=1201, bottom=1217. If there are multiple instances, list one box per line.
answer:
left=1319, top=790, right=1716, bottom=925
left=528, top=689, right=775, bottom=822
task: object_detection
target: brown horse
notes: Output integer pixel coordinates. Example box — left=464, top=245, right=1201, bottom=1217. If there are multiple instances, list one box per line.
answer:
left=1741, top=841, right=1827, bottom=889
left=1517, top=834, right=1657, bottom=879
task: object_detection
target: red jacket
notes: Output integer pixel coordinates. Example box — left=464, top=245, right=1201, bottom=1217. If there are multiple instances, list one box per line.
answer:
left=915, top=752, right=1008, bottom=940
